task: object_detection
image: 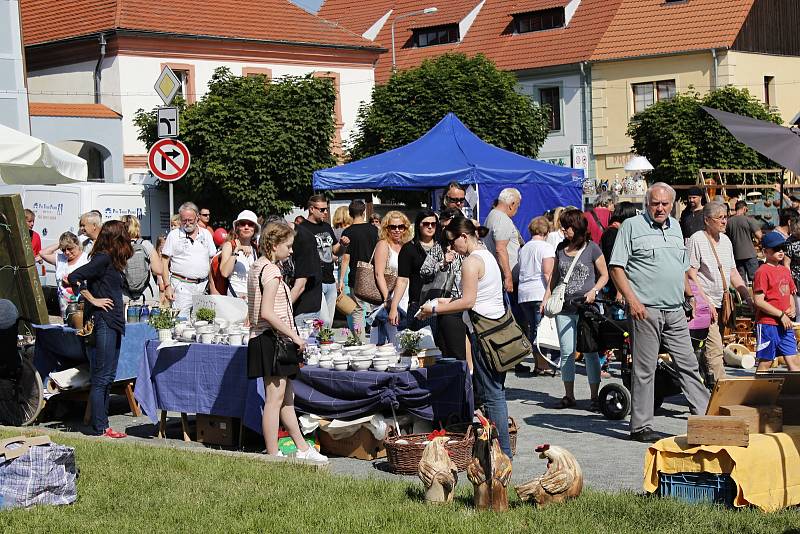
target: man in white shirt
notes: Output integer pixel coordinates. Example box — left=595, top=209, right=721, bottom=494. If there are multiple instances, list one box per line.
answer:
left=79, top=211, right=102, bottom=253
left=162, top=201, right=217, bottom=317
left=482, top=188, right=523, bottom=294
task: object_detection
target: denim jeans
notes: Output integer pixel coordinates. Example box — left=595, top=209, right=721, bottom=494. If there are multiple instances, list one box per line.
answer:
left=470, top=333, right=512, bottom=458
left=320, top=282, right=337, bottom=326
left=555, top=314, right=600, bottom=384
left=88, top=316, right=121, bottom=434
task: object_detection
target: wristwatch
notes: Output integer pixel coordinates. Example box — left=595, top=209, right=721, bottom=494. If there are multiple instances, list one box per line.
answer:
left=430, top=302, right=437, bottom=315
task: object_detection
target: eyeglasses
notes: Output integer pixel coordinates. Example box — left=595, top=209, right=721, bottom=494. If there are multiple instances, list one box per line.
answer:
left=446, top=196, right=466, bottom=204
left=313, top=206, right=329, bottom=213
left=421, top=221, right=437, bottom=229
left=448, top=233, right=465, bottom=245
left=387, top=224, right=406, bottom=231
left=238, top=221, right=256, bottom=227
left=200, top=212, right=210, bottom=217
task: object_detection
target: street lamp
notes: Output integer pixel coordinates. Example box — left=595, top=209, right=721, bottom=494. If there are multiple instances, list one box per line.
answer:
left=391, top=7, right=438, bottom=71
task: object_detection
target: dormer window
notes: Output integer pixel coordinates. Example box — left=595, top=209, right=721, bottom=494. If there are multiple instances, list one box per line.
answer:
left=413, top=24, right=460, bottom=47
left=513, top=8, right=565, bottom=34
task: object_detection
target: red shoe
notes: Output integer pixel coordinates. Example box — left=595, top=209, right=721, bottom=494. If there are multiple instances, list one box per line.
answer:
left=102, top=428, right=127, bottom=439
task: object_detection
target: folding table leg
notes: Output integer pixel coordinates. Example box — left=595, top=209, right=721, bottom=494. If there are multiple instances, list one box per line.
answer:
left=124, top=381, right=142, bottom=417
left=158, top=411, right=167, bottom=439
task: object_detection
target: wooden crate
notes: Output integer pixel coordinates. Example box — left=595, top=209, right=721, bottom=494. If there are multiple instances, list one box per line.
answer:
left=719, top=405, right=783, bottom=434
left=687, top=415, right=749, bottom=447
left=317, top=426, right=385, bottom=460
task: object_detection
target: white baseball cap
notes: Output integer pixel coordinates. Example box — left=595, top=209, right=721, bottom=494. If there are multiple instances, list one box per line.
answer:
left=233, top=210, right=260, bottom=234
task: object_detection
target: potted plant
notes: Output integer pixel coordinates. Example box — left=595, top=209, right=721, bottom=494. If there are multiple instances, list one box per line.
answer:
left=314, top=319, right=334, bottom=344
left=195, top=307, right=216, bottom=323
left=150, top=309, right=178, bottom=341
left=398, top=330, right=423, bottom=356
left=344, top=328, right=363, bottom=347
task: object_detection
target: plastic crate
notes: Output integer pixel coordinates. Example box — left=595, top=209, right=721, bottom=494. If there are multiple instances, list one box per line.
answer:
left=658, top=472, right=736, bottom=507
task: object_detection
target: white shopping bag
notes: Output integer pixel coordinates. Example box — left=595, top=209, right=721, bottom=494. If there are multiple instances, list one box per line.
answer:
left=535, top=315, right=561, bottom=354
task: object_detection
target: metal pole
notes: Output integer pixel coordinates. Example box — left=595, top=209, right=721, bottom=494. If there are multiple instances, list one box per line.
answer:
left=169, top=182, right=174, bottom=216
left=391, top=22, right=396, bottom=71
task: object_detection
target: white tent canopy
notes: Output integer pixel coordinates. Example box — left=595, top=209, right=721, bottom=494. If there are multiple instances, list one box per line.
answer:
left=0, top=123, right=87, bottom=185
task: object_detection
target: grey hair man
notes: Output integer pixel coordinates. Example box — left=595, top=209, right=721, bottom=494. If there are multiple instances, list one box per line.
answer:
left=726, top=200, right=762, bottom=283
left=161, top=201, right=216, bottom=317
left=483, top=187, right=523, bottom=294
left=609, top=182, right=710, bottom=442
left=79, top=211, right=102, bottom=252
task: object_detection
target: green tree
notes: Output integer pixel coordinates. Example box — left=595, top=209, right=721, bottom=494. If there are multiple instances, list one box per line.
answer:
left=350, top=54, right=551, bottom=202
left=134, top=68, right=336, bottom=219
left=627, top=86, right=782, bottom=185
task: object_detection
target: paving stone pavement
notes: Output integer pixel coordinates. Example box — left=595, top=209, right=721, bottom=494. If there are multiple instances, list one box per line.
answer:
left=27, top=355, right=751, bottom=493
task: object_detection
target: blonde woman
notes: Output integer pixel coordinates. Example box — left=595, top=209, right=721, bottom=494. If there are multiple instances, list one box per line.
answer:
left=546, top=207, right=567, bottom=248
left=247, top=222, right=327, bottom=463
left=120, top=214, right=163, bottom=301
left=219, top=210, right=259, bottom=299
left=371, top=210, right=412, bottom=344
left=331, top=205, right=352, bottom=240
left=39, top=232, right=89, bottom=315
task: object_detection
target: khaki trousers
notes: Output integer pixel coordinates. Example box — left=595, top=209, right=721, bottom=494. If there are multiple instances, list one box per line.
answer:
left=704, top=310, right=727, bottom=382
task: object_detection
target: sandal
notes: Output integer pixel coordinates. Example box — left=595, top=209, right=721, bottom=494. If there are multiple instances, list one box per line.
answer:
left=557, top=396, right=576, bottom=409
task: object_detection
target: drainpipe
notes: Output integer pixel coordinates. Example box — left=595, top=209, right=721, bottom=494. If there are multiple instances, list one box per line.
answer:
left=93, top=34, right=107, bottom=104
left=579, top=61, right=594, bottom=178
left=711, top=48, right=718, bottom=91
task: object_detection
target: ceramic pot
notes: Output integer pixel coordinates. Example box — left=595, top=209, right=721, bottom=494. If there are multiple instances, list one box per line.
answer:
left=158, top=329, right=172, bottom=342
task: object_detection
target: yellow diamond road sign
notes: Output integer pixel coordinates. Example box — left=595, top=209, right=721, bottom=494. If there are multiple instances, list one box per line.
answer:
left=155, top=66, right=181, bottom=105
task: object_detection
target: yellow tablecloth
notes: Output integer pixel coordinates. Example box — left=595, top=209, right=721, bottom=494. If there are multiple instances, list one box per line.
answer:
left=644, top=427, right=800, bottom=511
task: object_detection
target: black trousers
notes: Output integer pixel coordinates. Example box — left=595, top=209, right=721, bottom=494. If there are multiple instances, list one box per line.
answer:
left=435, top=312, right=467, bottom=360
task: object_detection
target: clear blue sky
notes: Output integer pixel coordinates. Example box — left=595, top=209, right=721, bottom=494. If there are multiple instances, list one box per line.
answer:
left=291, top=0, right=323, bottom=14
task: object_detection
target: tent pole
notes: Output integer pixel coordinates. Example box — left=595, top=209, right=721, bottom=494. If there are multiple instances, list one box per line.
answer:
left=780, top=168, right=785, bottom=208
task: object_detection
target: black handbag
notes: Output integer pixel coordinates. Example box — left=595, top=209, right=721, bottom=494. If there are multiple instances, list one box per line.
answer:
left=256, top=264, right=302, bottom=369
left=576, top=314, right=601, bottom=353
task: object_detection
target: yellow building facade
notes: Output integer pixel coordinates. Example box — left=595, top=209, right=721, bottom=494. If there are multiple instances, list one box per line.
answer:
left=591, top=49, right=800, bottom=181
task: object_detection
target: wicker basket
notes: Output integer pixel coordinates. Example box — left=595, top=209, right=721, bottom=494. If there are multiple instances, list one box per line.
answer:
left=384, top=426, right=474, bottom=475
left=445, top=417, right=518, bottom=456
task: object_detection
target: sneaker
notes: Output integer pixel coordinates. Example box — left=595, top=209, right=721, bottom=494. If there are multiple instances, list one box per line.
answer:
left=295, top=447, right=329, bottom=464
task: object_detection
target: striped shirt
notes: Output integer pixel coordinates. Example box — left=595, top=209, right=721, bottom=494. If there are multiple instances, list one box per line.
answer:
left=247, top=257, right=292, bottom=339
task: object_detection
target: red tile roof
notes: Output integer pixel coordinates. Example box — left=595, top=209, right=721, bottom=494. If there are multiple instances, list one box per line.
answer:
left=319, top=0, right=757, bottom=82
left=20, top=0, right=378, bottom=50
left=407, top=1, right=480, bottom=30
left=591, top=0, right=755, bottom=61
left=29, top=103, right=122, bottom=119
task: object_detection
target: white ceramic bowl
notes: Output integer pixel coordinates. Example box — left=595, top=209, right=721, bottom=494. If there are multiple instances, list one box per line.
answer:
left=319, top=360, right=334, bottom=369
left=377, top=345, right=396, bottom=354
left=193, top=320, right=208, bottom=327
left=333, top=360, right=349, bottom=371
left=343, top=346, right=361, bottom=354
left=181, top=328, right=196, bottom=341
left=327, top=342, right=343, bottom=351
left=350, top=359, right=372, bottom=371
left=372, top=358, right=390, bottom=371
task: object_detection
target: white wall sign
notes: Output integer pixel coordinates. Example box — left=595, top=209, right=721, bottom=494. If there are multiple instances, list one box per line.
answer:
left=571, top=144, right=589, bottom=174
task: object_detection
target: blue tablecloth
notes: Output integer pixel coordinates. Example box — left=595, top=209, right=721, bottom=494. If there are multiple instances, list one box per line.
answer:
left=33, top=323, right=157, bottom=382
left=135, top=340, right=473, bottom=433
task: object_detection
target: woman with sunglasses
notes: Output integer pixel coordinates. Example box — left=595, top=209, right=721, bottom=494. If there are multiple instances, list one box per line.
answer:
left=371, top=211, right=412, bottom=344
left=218, top=210, right=260, bottom=299
left=391, top=210, right=438, bottom=331
left=418, top=216, right=513, bottom=457
left=67, top=220, right=133, bottom=438
left=40, top=231, right=89, bottom=316
left=420, top=208, right=467, bottom=361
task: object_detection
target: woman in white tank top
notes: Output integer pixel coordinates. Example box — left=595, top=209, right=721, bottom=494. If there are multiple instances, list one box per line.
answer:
left=418, top=216, right=513, bottom=458
left=220, top=210, right=259, bottom=299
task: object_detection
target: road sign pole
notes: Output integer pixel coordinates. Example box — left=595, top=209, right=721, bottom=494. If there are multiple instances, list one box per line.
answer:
left=169, top=183, right=174, bottom=216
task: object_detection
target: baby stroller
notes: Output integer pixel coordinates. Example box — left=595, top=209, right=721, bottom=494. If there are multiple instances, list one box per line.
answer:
left=0, top=299, right=43, bottom=426
left=577, top=298, right=712, bottom=421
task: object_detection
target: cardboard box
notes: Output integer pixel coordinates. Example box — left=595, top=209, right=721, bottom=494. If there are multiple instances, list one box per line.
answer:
left=318, top=426, right=385, bottom=460
left=687, top=415, right=749, bottom=447
left=196, top=414, right=238, bottom=447
left=719, top=405, right=783, bottom=434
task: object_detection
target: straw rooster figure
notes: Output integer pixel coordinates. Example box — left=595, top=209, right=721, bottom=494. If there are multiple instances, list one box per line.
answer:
left=466, top=414, right=512, bottom=511
left=418, top=432, right=458, bottom=504
left=515, top=444, right=583, bottom=506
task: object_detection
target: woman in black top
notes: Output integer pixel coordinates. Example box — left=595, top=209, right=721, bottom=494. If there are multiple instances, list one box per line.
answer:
left=599, top=202, right=638, bottom=297
left=67, top=220, right=132, bottom=438
left=390, top=210, right=438, bottom=331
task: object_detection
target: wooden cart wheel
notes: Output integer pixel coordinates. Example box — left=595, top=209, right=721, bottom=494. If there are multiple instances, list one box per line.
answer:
left=0, top=357, right=44, bottom=426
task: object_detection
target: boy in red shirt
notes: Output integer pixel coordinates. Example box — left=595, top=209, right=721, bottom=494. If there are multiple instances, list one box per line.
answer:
left=753, top=232, right=800, bottom=372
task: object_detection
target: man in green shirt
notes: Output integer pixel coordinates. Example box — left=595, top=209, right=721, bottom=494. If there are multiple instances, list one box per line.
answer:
left=610, top=182, right=710, bottom=443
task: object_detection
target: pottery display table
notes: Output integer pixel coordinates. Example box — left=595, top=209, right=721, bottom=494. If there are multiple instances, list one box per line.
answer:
left=135, top=340, right=473, bottom=440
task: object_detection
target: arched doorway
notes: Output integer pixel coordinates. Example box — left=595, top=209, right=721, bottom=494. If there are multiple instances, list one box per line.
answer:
left=55, top=140, right=112, bottom=182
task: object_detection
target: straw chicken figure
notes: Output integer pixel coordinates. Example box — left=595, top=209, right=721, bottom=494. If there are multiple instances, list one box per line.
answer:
left=515, top=444, right=583, bottom=506
left=418, top=433, right=458, bottom=504
left=466, top=414, right=512, bottom=511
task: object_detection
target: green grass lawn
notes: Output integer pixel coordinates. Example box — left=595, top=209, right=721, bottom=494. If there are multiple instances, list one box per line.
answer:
left=1, top=429, right=798, bottom=534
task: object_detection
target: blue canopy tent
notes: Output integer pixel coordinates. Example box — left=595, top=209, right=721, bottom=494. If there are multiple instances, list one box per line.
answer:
left=313, top=113, right=583, bottom=238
